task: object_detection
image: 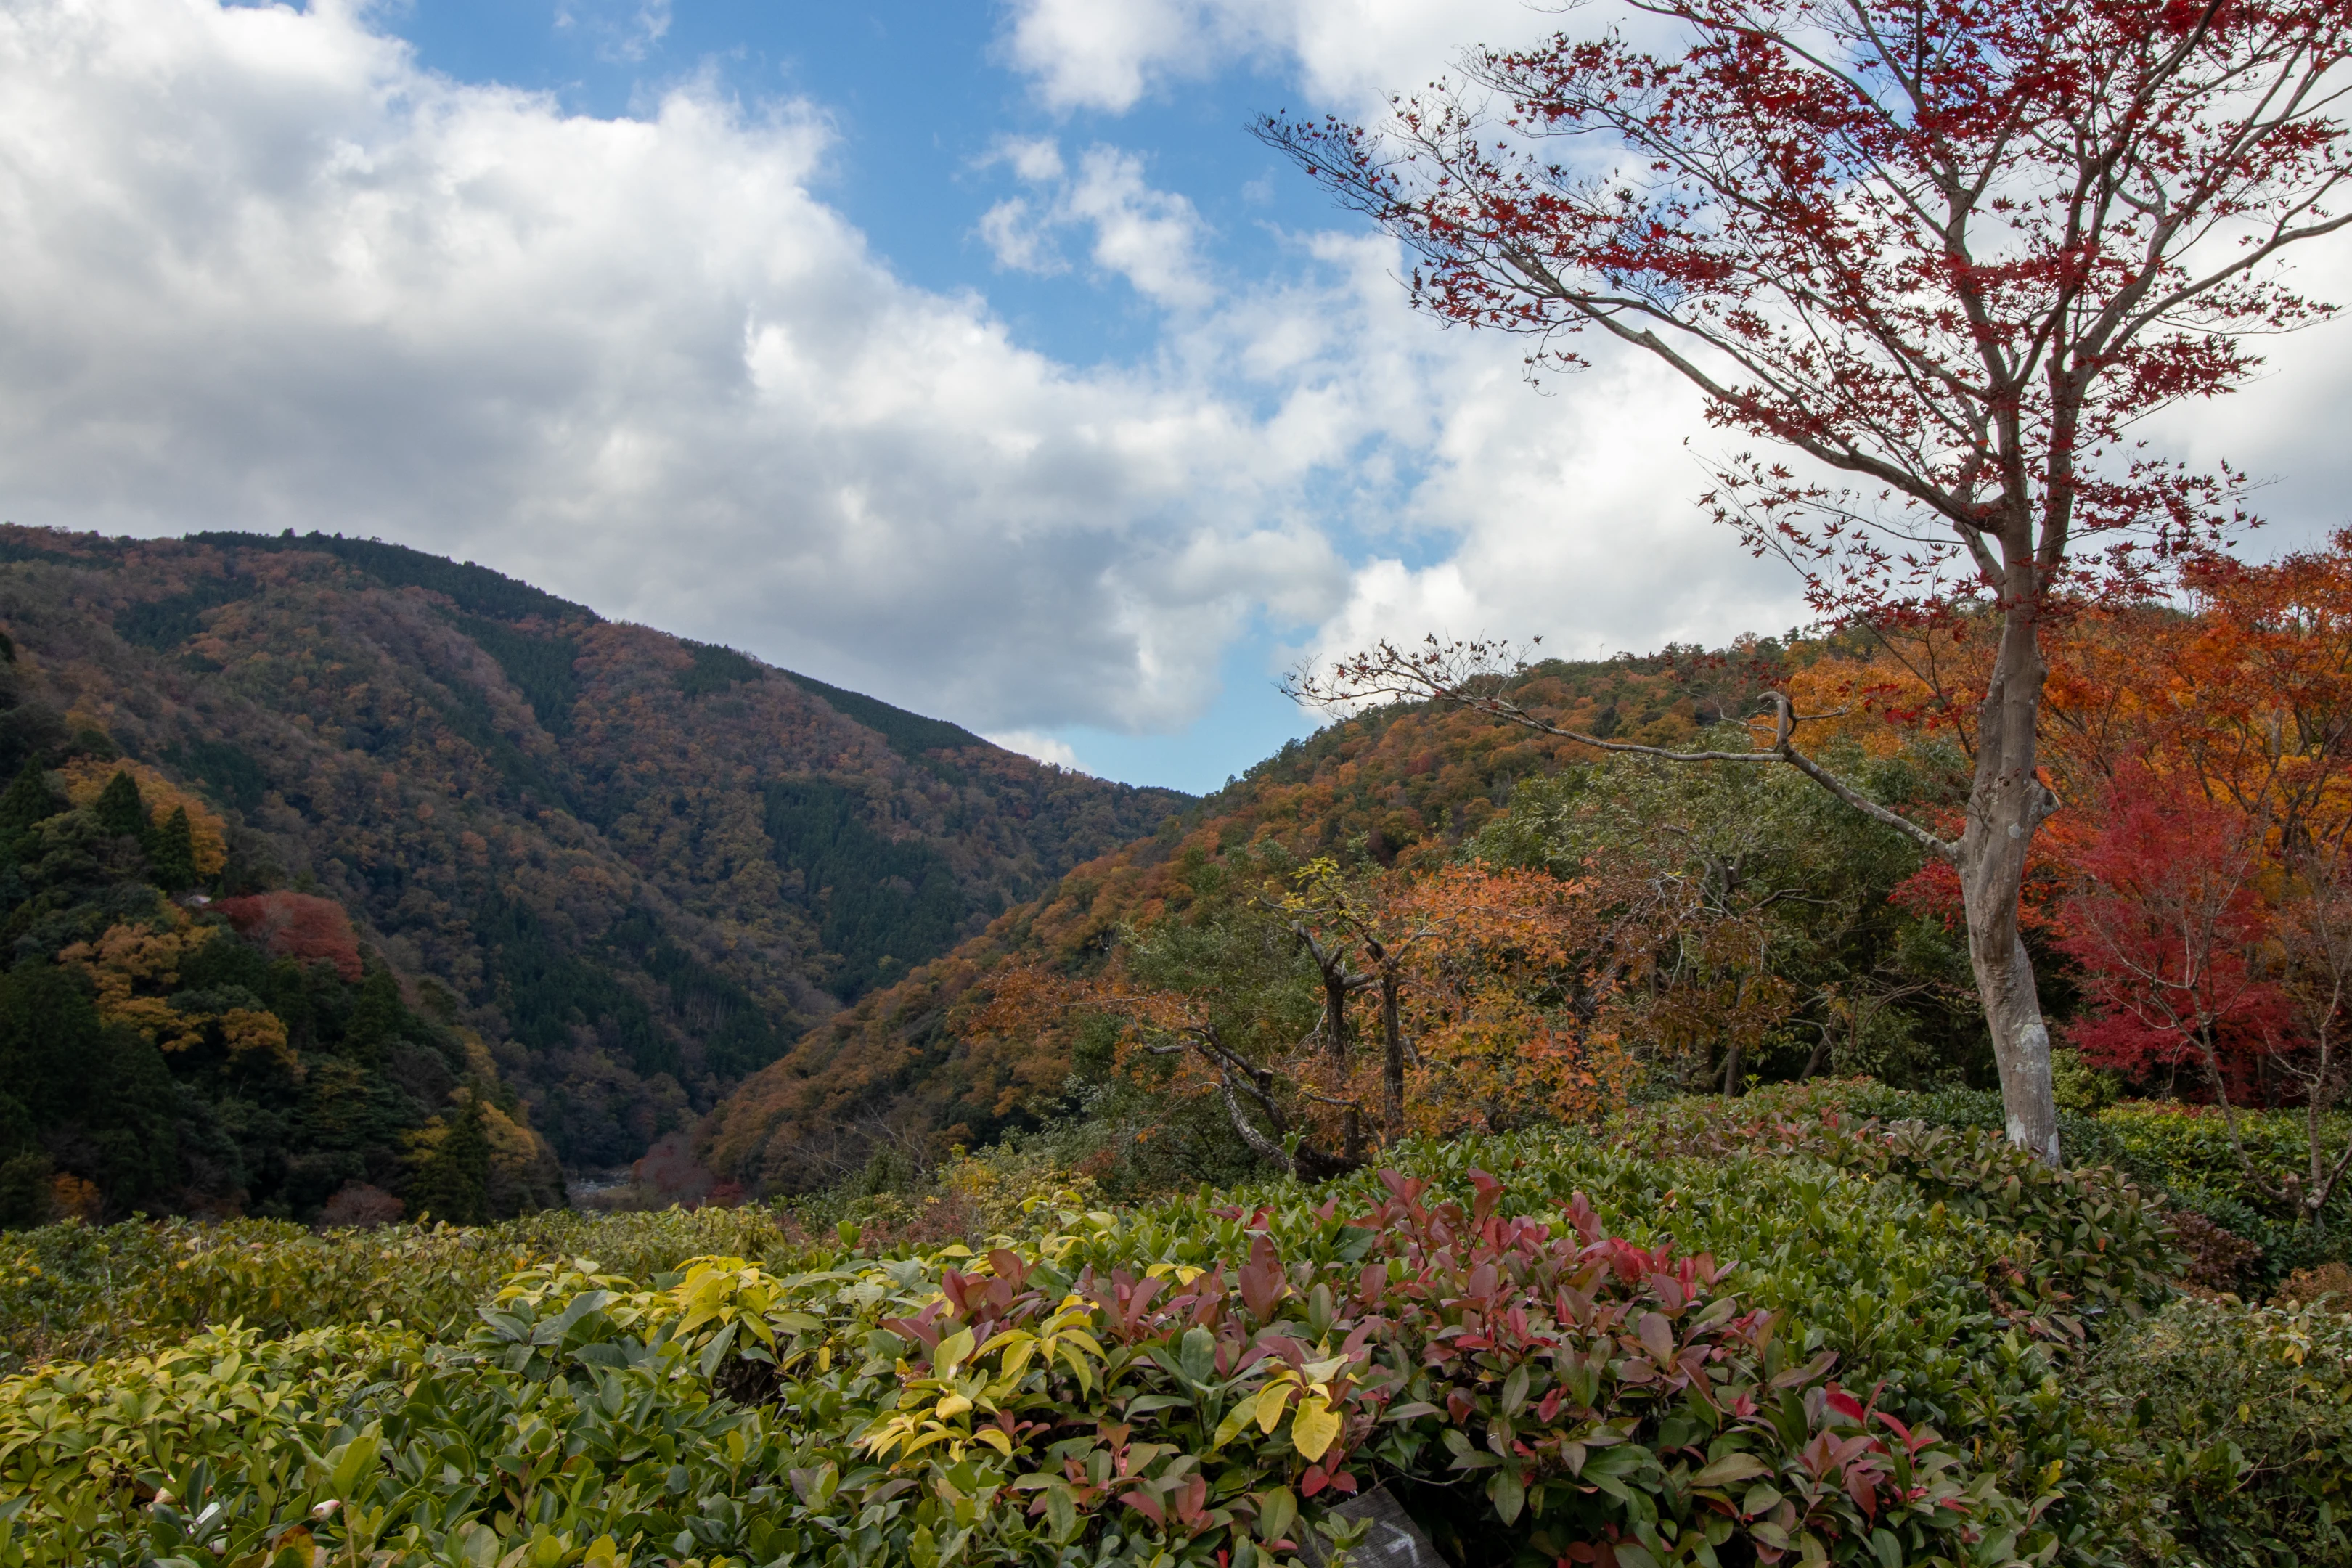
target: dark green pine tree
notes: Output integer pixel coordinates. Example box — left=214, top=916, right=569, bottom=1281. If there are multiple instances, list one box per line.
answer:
left=345, top=967, right=406, bottom=1064
left=0, top=1151, right=52, bottom=1231
left=93, top=769, right=146, bottom=838
left=0, top=764, right=67, bottom=857
left=147, top=805, right=197, bottom=891
left=408, top=1098, right=491, bottom=1225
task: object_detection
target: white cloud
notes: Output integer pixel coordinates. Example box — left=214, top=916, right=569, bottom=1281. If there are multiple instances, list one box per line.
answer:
left=981, top=139, right=1216, bottom=309
left=0, top=0, right=1810, bottom=756
left=1000, top=0, right=1561, bottom=115
left=984, top=729, right=1085, bottom=769
left=1061, top=147, right=1216, bottom=310
left=22, top=0, right=2337, bottom=790
left=998, top=136, right=1065, bottom=184
left=0, top=0, right=1346, bottom=735
left=556, top=0, right=673, bottom=64
left=978, top=196, right=1064, bottom=274
left=2140, top=242, right=2352, bottom=552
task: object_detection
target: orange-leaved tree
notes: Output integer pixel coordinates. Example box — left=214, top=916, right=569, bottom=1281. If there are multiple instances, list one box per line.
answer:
left=1266, top=0, right=2352, bottom=1161
left=1390, top=863, right=1636, bottom=1133
left=973, top=854, right=1635, bottom=1173
left=1800, top=537, right=2352, bottom=1216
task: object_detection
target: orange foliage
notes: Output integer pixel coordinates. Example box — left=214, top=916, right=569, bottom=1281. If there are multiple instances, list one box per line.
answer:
left=964, top=861, right=1636, bottom=1171
left=702, top=654, right=1777, bottom=1190
left=56, top=913, right=298, bottom=1072
left=1797, top=534, right=2352, bottom=1131
left=1788, top=535, right=2352, bottom=844
left=48, top=1172, right=104, bottom=1225
left=1394, top=864, right=1635, bottom=1132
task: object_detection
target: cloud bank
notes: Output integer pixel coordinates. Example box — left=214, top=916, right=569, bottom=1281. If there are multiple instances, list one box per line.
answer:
left=0, top=0, right=1827, bottom=768
left=0, top=0, right=1354, bottom=735
left=67, top=1, right=2352, bottom=780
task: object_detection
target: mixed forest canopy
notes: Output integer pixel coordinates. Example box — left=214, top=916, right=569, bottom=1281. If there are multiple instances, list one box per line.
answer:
left=0, top=525, right=1186, bottom=1225
left=703, top=539, right=2352, bottom=1272
left=1262, top=0, right=2352, bottom=1167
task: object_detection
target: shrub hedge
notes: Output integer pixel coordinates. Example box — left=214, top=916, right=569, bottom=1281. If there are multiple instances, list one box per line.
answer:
left=0, top=1093, right=2340, bottom=1567
left=1808, top=1082, right=2352, bottom=1291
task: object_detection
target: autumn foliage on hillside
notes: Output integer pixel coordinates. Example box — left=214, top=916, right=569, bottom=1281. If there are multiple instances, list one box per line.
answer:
left=700, top=649, right=1793, bottom=1191
left=1794, top=536, right=2352, bottom=1218
left=214, top=891, right=363, bottom=982
left=0, top=523, right=1181, bottom=1172
left=709, top=542, right=2352, bottom=1210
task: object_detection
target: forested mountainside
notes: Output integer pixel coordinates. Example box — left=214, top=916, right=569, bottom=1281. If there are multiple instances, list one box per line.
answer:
left=0, top=525, right=1185, bottom=1217
left=700, top=644, right=1797, bottom=1191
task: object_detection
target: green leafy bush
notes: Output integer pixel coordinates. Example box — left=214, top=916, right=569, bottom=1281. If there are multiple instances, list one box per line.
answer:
left=0, top=1206, right=805, bottom=1371
left=1792, top=1082, right=2351, bottom=1292
left=2081, top=1297, right=2352, bottom=1566
left=0, top=1107, right=2315, bottom=1568
left=0, top=1159, right=2032, bottom=1568
left=2090, top=1105, right=2352, bottom=1289
left=1612, top=1085, right=2181, bottom=1333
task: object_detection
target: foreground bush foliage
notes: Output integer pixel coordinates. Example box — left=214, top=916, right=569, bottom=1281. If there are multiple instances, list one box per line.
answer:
left=2085, top=1296, right=2352, bottom=1566
left=0, top=1091, right=2337, bottom=1567
left=1713, top=1081, right=2351, bottom=1294
left=0, top=1205, right=802, bottom=1372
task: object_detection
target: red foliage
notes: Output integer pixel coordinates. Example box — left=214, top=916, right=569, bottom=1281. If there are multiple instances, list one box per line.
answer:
left=1266, top=0, right=2352, bottom=615
left=214, top=891, right=363, bottom=981
left=2053, top=767, right=2286, bottom=1094
left=318, top=1182, right=404, bottom=1228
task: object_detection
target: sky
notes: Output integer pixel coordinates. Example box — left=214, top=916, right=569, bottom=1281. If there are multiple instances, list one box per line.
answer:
left=2, top=1, right=2349, bottom=792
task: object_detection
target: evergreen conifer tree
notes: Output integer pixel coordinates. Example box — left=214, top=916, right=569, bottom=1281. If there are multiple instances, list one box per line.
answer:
left=0, top=764, right=65, bottom=857
left=147, top=804, right=197, bottom=891
left=408, top=1098, right=491, bottom=1225
left=93, top=769, right=145, bottom=838
left=0, top=1152, right=52, bottom=1231
left=346, top=967, right=405, bottom=1063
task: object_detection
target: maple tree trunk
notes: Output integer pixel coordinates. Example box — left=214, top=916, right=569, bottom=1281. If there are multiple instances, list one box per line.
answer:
left=1957, top=593, right=2062, bottom=1163
left=1379, top=973, right=1405, bottom=1139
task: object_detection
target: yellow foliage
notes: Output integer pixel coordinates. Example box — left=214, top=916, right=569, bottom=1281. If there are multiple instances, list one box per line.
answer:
left=54, top=758, right=229, bottom=875
left=219, top=1008, right=295, bottom=1069
left=57, top=918, right=219, bottom=1050
left=481, top=1099, right=547, bottom=1190
left=48, top=1172, right=103, bottom=1224
left=57, top=916, right=300, bottom=1073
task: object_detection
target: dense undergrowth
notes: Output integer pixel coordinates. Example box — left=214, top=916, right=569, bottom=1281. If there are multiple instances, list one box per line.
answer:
left=0, top=1086, right=2345, bottom=1567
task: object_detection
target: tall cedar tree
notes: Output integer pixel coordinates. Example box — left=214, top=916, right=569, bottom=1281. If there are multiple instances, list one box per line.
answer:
left=1265, top=0, right=2352, bottom=1159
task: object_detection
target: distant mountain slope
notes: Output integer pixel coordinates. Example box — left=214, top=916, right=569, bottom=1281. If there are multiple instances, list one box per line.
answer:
left=700, top=645, right=1789, bottom=1192
left=0, top=526, right=1187, bottom=1179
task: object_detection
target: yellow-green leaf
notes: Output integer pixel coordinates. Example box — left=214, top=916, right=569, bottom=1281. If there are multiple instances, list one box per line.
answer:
left=1213, top=1390, right=1262, bottom=1449
left=1290, top=1393, right=1340, bottom=1462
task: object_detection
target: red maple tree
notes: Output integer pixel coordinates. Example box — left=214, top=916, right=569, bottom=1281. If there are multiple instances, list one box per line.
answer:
left=216, top=891, right=364, bottom=981
left=1266, top=0, right=2352, bottom=1158
left=2055, top=764, right=2284, bottom=1091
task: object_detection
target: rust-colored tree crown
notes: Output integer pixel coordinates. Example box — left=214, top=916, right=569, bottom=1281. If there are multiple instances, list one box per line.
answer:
left=1262, top=0, right=2352, bottom=610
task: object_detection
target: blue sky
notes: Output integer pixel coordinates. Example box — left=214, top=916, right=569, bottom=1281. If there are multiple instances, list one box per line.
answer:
left=394, top=1, right=1302, bottom=358
left=5, top=1, right=2349, bottom=791
left=383, top=0, right=1361, bottom=788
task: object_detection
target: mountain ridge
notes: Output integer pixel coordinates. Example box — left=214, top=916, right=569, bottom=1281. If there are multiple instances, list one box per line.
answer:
left=0, top=524, right=1187, bottom=1216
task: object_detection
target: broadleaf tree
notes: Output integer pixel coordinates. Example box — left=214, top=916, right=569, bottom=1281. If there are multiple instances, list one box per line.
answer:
left=1262, top=0, right=2352, bottom=1159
